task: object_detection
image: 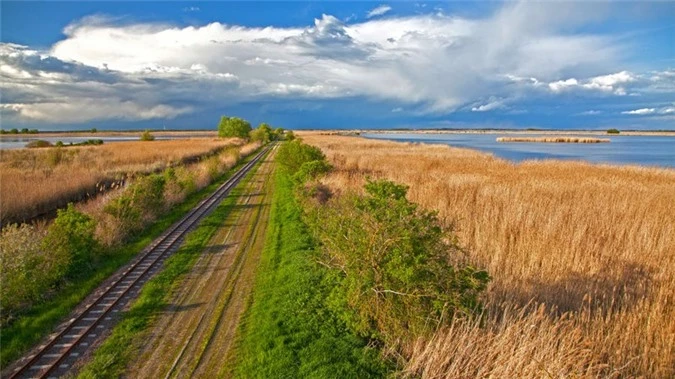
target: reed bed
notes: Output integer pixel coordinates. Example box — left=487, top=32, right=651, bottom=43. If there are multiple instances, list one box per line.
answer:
left=300, top=132, right=675, bottom=378
left=496, top=136, right=610, bottom=143
left=0, top=138, right=241, bottom=224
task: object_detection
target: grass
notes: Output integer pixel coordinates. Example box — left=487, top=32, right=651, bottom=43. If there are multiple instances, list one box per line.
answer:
left=300, top=132, right=675, bottom=378
left=496, top=136, right=610, bottom=143
left=232, top=169, right=391, bottom=378
left=76, top=164, right=257, bottom=378
left=0, top=149, right=261, bottom=369
left=0, top=138, right=245, bottom=224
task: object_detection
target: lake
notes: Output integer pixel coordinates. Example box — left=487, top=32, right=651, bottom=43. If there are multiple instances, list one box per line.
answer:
left=362, top=133, right=675, bottom=168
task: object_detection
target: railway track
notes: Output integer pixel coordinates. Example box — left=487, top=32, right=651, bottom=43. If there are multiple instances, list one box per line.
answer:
left=6, top=144, right=274, bottom=379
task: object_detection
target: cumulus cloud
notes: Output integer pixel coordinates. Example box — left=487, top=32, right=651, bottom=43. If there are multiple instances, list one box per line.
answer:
left=622, top=105, right=675, bottom=115
left=622, top=108, right=656, bottom=115
left=367, top=5, right=392, bottom=18
left=471, top=98, right=506, bottom=112
left=1, top=1, right=673, bottom=125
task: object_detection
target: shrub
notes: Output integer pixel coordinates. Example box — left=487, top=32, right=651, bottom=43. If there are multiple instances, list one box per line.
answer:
left=0, top=224, right=63, bottom=322
left=276, top=140, right=327, bottom=175
left=308, top=179, right=490, bottom=344
left=293, top=160, right=332, bottom=184
left=607, top=128, right=620, bottom=134
left=42, top=204, right=99, bottom=279
left=105, top=174, right=166, bottom=236
left=218, top=116, right=252, bottom=139
left=140, top=130, right=155, bottom=141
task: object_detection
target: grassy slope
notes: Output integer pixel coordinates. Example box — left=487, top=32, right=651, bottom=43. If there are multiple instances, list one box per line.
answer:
left=232, top=170, right=390, bottom=378
left=76, top=166, right=257, bottom=378
left=0, top=150, right=260, bottom=368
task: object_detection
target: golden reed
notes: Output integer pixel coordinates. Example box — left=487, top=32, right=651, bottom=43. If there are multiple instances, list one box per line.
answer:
left=300, top=132, right=674, bottom=378
left=0, top=138, right=242, bottom=224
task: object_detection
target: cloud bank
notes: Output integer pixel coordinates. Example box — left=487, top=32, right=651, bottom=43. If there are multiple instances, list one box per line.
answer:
left=1, top=1, right=673, bottom=126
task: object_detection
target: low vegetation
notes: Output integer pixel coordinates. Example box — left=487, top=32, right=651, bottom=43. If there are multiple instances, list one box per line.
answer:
left=301, top=133, right=675, bottom=377
left=496, top=136, right=610, bottom=143
left=607, top=128, right=621, bottom=134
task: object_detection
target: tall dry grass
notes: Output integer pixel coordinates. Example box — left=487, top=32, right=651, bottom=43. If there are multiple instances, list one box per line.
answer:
left=0, top=138, right=241, bottom=224
left=300, top=133, right=675, bottom=378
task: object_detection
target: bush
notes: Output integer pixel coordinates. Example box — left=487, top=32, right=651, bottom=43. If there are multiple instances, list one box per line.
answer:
left=43, top=204, right=99, bottom=279
left=0, top=224, right=63, bottom=322
left=276, top=140, right=327, bottom=176
left=607, top=128, right=620, bottom=134
left=293, top=160, right=332, bottom=184
left=218, top=116, right=251, bottom=139
left=140, top=130, right=155, bottom=141
left=105, top=174, right=166, bottom=236
left=308, top=179, right=490, bottom=343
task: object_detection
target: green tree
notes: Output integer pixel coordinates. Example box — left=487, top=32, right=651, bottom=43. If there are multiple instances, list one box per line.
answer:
left=607, top=128, right=620, bottom=134
left=309, top=179, right=490, bottom=343
left=217, top=116, right=252, bottom=139
left=250, top=122, right=273, bottom=143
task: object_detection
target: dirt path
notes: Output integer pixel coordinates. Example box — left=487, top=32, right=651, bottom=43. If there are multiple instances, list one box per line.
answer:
left=125, top=150, right=275, bottom=378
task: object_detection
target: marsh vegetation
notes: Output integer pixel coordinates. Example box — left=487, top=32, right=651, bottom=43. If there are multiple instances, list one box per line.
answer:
left=301, top=132, right=675, bottom=377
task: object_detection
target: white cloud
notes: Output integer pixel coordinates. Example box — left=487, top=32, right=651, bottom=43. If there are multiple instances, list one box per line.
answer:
left=471, top=99, right=506, bottom=112
left=1, top=1, right=673, bottom=124
left=183, top=6, right=200, bottom=12
left=367, top=5, right=392, bottom=18
left=622, top=105, right=675, bottom=116
left=622, top=108, right=655, bottom=115
left=579, top=110, right=602, bottom=115
left=545, top=71, right=636, bottom=95
left=548, top=78, right=579, bottom=92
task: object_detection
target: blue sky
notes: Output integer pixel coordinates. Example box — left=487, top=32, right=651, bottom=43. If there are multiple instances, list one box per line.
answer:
left=1, top=1, right=674, bottom=131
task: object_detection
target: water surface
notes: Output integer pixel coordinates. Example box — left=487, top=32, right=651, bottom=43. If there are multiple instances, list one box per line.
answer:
left=363, top=133, right=675, bottom=168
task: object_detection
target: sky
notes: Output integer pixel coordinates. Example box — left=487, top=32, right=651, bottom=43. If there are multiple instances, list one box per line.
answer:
left=1, top=1, right=674, bottom=131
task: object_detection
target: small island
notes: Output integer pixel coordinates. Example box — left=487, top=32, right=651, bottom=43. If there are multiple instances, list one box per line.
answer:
left=496, top=136, right=610, bottom=143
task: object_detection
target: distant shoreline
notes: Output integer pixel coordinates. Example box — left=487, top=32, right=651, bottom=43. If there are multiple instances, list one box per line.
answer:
left=0, top=130, right=218, bottom=139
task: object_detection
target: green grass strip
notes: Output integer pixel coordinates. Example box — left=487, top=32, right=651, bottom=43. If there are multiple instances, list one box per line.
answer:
left=0, top=149, right=262, bottom=368
left=76, top=156, right=263, bottom=378
left=231, top=170, right=391, bottom=379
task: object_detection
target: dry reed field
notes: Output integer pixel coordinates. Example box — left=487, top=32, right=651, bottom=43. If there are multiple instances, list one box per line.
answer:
left=0, top=138, right=241, bottom=224
left=300, top=132, right=675, bottom=378
left=496, top=136, right=610, bottom=143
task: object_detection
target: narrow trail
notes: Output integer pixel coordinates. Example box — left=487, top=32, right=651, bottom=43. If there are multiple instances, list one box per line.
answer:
left=126, top=149, right=276, bottom=378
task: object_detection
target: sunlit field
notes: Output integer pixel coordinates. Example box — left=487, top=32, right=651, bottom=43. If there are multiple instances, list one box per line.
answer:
left=0, top=138, right=241, bottom=224
left=301, top=132, right=675, bottom=378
